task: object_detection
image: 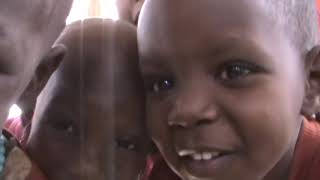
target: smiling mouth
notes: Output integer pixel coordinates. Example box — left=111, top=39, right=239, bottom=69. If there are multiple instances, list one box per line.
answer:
left=176, top=148, right=237, bottom=177
left=178, top=150, right=225, bottom=161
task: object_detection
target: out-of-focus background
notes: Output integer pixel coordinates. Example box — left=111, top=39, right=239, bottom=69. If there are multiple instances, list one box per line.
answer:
left=8, top=0, right=120, bottom=119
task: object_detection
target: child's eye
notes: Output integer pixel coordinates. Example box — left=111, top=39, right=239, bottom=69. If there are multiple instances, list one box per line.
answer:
left=51, top=119, right=76, bottom=135
left=220, top=65, right=251, bottom=80
left=217, top=61, right=261, bottom=81
left=55, top=121, right=73, bottom=133
left=145, top=78, right=174, bottom=94
left=153, top=79, right=174, bottom=93
left=116, top=138, right=139, bottom=152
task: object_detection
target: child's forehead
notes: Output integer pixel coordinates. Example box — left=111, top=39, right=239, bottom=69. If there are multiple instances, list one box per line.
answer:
left=139, top=0, right=284, bottom=58
left=53, top=20, right=138, bottom=91
left=143, top=0, right=268, bottom=32
left=59, top=20, right=136, bottom=64
left=60, top=20, right=136, bottom=49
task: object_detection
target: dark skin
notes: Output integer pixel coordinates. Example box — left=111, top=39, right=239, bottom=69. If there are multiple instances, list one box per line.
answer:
left=26, top=19, right=150, bottom=180
left=138, top=0, right=320, bottom=180
left=16, top=45, right=68, bottom=147
left=116, top=0, right=145, bottom=25
left=0, top=0, right=73, bottom=125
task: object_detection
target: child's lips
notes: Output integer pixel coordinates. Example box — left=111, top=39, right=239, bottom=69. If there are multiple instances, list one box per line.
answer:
left=175, top=146, right=238, bottom=178
left=180, top=151, right=237, bottom=178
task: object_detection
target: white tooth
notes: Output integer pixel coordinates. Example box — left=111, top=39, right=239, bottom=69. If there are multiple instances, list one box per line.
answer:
left=192, top=153, right=202, bottom=161
left=202, top=153, right=213, bottom=160
left=178, top=150, right=195, bottom=157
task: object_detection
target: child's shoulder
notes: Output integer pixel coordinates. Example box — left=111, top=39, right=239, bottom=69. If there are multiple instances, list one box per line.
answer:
left=289, top=119, right=320, bottom=180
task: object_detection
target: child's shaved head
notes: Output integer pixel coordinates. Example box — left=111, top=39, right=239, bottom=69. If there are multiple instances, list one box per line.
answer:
left=265, top=0, right=318, bottom=53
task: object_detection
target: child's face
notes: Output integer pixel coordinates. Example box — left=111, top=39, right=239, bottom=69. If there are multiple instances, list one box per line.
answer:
left=26, top=20, right=149, bottom=180
left=0, top=0, right=72, bottom=123
left=139, top=0, right=306, bottom=180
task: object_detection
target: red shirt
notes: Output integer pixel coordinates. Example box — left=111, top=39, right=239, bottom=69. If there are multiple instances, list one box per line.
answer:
left=289, top=120, right=320, bottom=180
left=7, top=118, right=320, bottom=180
left=142, top=154, right=180, bottom=180
left=4, top=117, right=25, bottom=144
left=4, top=117, right=47, bottom=180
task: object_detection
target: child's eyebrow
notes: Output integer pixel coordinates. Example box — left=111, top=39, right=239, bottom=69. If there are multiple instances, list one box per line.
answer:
left=205, top=37, right=268, bottom=57
left=141, top=37, right=271, bottom=68
left=140, top=58, right=171, bottom=74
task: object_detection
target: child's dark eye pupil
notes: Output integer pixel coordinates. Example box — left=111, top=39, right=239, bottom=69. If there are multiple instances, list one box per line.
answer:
left=116, top=139, right=137, bottom=151
left=53, top=120, right=74, bottom=134
left=221, top=65, right=251, bottom=80
left=152, top=79, right=173, bottom=93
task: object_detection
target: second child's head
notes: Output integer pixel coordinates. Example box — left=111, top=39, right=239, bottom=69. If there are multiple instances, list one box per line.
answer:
left=26, top=19, right=150, bottom=180
left=138, top=0, right=320, bottom=180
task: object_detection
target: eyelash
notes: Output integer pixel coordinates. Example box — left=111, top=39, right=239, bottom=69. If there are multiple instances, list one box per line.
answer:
left=216, top=60, right=262, bottom=82
left=51, top=120, right=142, bottom=152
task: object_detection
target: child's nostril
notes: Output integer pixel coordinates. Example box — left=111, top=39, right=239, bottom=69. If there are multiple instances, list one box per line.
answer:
left=195, top=119, right=212, bottom=127
left=168, top=120, right=188, bottom=128
left=169, top=118, right=213, bottom=128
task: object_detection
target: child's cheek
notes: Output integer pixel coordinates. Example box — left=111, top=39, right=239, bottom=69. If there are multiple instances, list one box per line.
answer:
left=219, top=78, right=301, bottom=171
left=116, top=150, right=147, bottom=180
left=146, top=95, right=172, bottom=146
left=146, top=96, right=184, bottom=173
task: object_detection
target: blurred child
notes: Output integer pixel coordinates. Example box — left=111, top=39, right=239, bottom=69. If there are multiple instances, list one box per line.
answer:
left=23, top=18, right=150, bottom=180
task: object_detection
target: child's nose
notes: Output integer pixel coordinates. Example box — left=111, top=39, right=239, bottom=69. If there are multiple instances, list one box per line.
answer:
left=168, top=87, right=219, bottom=128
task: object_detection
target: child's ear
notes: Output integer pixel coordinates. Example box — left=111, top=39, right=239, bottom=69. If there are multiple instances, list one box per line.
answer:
left=17, top=44, right=67, bottom=122
left=32, top=44, right=67, bottom=91
left=302, top=45, right=320, bottom=120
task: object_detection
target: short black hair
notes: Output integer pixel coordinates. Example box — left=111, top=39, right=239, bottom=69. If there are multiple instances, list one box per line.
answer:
left=266, top=0, right=319, bottom=55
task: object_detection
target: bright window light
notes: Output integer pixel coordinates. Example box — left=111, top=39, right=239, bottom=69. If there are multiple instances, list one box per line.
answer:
left=66, top=0, right=119, bottom=24
left=8, top=104, right=22, bottom=119
left=101, top=0, right=119, bottom=20
left=66, top=0, right=90, bottom=24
